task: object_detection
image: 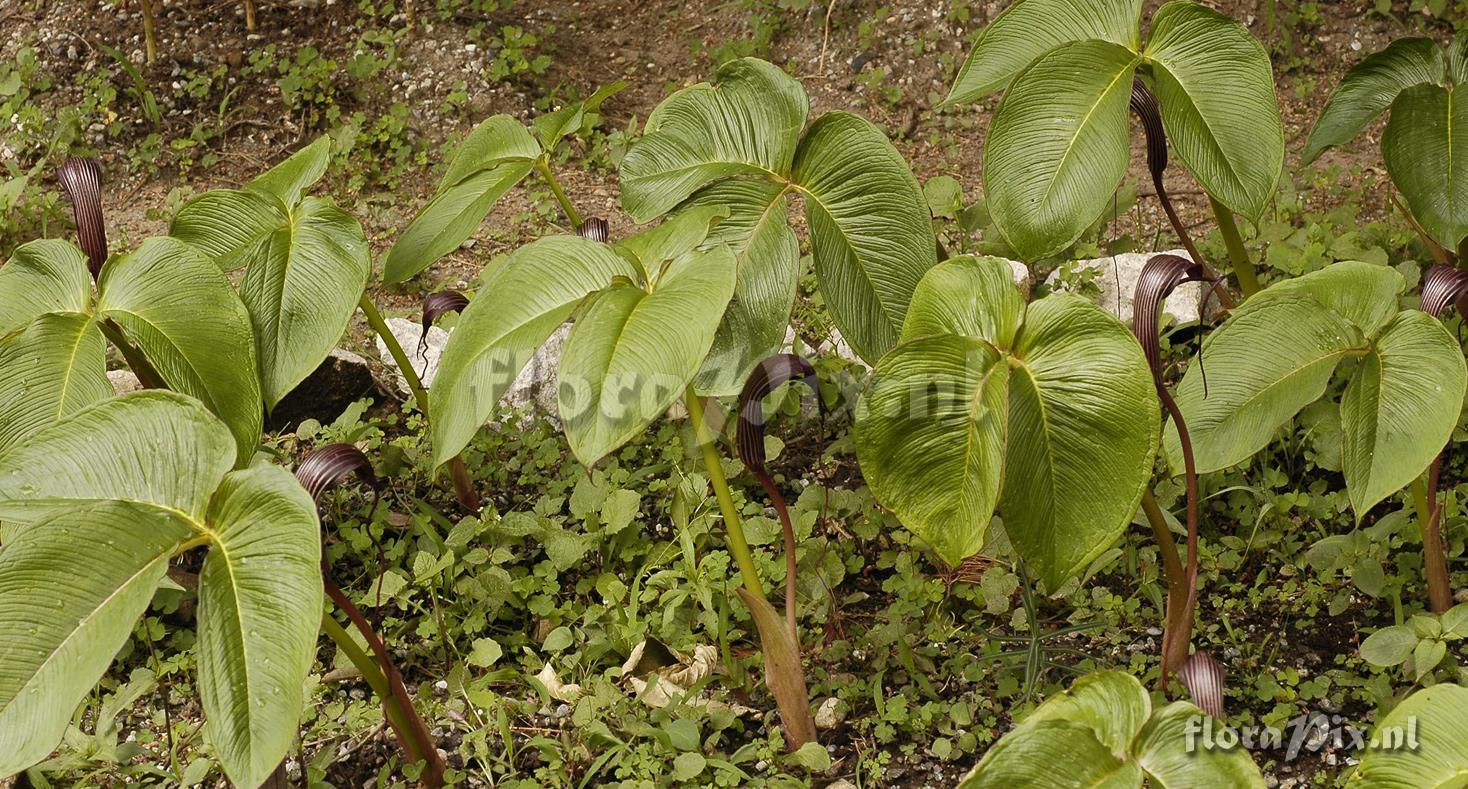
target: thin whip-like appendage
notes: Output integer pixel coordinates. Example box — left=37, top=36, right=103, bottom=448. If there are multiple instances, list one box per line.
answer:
left=1418, top=264, right=1467, bottom=611
left=752, top=467, right=800, bottom=638
left=1158, top=385, right=1201, bottom=676
left=1130, top=82, right=1235, bottom=311
left=324, top=573, right=446, bottom=786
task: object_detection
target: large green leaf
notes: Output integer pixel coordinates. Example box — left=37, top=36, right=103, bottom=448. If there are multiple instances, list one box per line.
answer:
left=439, top=114, right=542, bottom=188
left=245, top=196, right=371, bottom=407
left=1144, top=0, right=1283, bottom=222
left=959, top=671, right=1263, bottom=788
left=1383, top=84, right=1468, bottom=251
left=0, top=313, right=109, bottom=455
left=794, top=112, right=938, bottom=362
left=0, top=501, right=193, bottom=776
left=0, top=391, right=235, bottom=524
left=984, top=40, right=1139, bottom=261
left=1004, top=295, right=1158, bottom=590
left=169, top=187, right=290, bottom=269
left=382, top=160, right=538, bottom=284
left=620, top=58, right=808, bottom=221
left=97, top=238, right=262, bottom=463
left=197, top=464, right=322, bottom=788
left=1349, top=684, right=1468, bottom=787
left=946, top=0, right=1142, bottom=104
left=559, top=248, right=737, bottom=466
left=1341, top=311, right=1466, bottom=518
left=0, top=240, right=92, bottom=335
left=959, top=720, right=1142, bottom=788
left=1451, top=32, right=1468, bottom=86
left=1019, top=670, right=1151, bottom=756
left=900, top=256, right=1025, bottom=349
left=430, top=236, right=640, bottom=465
left=612, top=204, right=729, bottom=278
left=1165, top=298, right=1361, bottom=473
left=381, top=116, right=543, bottom=284
left=1303, top=38, right=1446, bottom=164
left=855, top=335, right=1009, bottom=564
left=684, top=179, right=800, bottom=396
left=247, top=135, right=330, bottom=205
left=171, top=189, right=370, bottom=407
left=1134, top=701, right=1267, bottom=787
left=1249, top=260, right=1403, bottom=337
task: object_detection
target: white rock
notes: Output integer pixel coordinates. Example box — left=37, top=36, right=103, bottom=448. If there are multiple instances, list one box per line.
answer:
left=502, top=323, right=567, bottom=419
left=375, top=317, right=565, bottom=423
left=1005, top=258, right=1033, bottom=296
left=107, top=369, right=142, bottom=395
left=376, top=317, right=448, bottom=392
left=814, top=697, right=847, bottom=730
left=1043, top=249, right=1210, bottom=324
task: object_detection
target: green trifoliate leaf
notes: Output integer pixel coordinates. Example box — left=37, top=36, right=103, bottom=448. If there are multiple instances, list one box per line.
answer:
left=1382, top=83, right=1468, bottom=252
left=1348, top=684, right=1468, bottom=787
left=531, top=82, right=626, bottom=154
left=1450, top=32, right=1468, bottom=85
left=620, top=58, right=808, bottom=221
left=98, top=237, right=262, bottom=464
left=171, top=189, right=371, bottom=408
left=855, top=334, right=1009, bottom=565
left=946, top=0, right=1142, bottom=104
left=0, top=391, right=235, bottom=524
left=430, top=236, right=640, bottom=466
left=440, top=114, right=542, bottom=189
left=684, top=179, right=800, bottom=396
left=247, top=134, right=330, bottom=205
left=0, top=501, right=194, bottom=778
left=1341, top=310, right=1466, bottom=518
left=793, top=111, right=938, bottom=362
left=0, top=312, right=109, bottom=455
left=1143, top=0, right=1284, bottom=222
left=1017, top=670, right=1152, bottom=755
left=1166, top=298, right=1361, bottom=474
left=1134, top=702, right=1267, bottom=787
left=900, top=255, right=1025, bottom=349
left=984, top=40, right=1139, bottom=261
left=1247, top=260, right=1403, bottom=337
left=613, top=203, right=729, bottom=279
left=244, top=196, right=371, bottom=408
left=198, top=464, right=322, bottom=789
left=0, top=240, right=92, bottom=335
left=1303, top=37, right=1446, bottom=164
left=382, top=160, right=538, bottom=284
left=1002, top=295, right=1158, bottom=591
left=960, top=720, right=1141, bottom=788
left=559, top=246, right=737, bottom=466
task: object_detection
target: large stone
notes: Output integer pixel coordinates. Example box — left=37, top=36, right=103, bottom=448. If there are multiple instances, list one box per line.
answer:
left=1043, top=249, right=1211, bottom=324
left=376, top=317, right=447, bottom=393
left=107, top=369, right=142, bottom=396
left=376, top=317, right=565, bottom=423
left=269, top=348, right=376, bottom=430
left=502, top=323, right=567, bottom=418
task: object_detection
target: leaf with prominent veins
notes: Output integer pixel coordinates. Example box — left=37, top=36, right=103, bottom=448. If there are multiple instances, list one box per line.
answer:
left=984, top=40, right=1139, bottom=261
